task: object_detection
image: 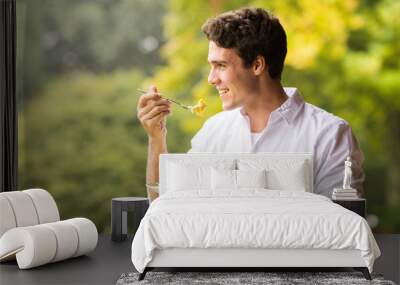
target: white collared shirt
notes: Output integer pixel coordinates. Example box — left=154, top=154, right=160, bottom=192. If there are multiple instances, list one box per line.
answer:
left=189, top=88, right=364, bottom=198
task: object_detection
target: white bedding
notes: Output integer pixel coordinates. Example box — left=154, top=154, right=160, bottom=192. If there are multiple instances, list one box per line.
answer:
left=131, top=190, right=380, bottom=273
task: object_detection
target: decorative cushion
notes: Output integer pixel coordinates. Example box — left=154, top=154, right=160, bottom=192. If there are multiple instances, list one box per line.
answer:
left=24, top=189, right=60, bottom=223
left=0, top=191, right=39, bottom=227
left=66, top=218, right=98, bottom=257
left=0, top=196, right=17, bottom=237
left=42, top=221, right=78, bottom=262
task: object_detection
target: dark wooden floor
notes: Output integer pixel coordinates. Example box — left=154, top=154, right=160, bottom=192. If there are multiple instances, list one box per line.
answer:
left=0, top=234, right=398, bottom=285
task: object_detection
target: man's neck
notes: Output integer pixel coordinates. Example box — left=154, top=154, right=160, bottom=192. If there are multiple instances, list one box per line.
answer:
left=243, top=80, right=288, bottom=133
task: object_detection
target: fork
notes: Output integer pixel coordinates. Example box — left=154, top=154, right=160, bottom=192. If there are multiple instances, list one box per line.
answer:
left=137, top=89, right=191, bottom=110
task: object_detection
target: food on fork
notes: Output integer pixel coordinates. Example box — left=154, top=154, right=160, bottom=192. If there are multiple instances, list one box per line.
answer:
left=189, top=98, right=207, bottom=116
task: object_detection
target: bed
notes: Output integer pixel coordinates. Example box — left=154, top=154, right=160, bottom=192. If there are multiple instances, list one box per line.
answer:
left=131, top=153, right=380, bottom=281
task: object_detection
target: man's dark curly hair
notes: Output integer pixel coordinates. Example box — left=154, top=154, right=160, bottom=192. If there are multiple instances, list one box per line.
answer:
left=202, top=7, right=287, bottom=80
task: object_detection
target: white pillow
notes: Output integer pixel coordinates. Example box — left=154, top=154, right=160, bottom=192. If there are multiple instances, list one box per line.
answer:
left=266, top=162, right=307, bottom=191
left=167, top=162, right=211, bottom=191
left=236, top=169, right=267, bottom=189
left=211, top=168, right=268, bottom=190
left=166, top=159, right=236, bottom=193
left=238, top=159, right=309, bottom=192
left=211, top=168, right=236, bottom=190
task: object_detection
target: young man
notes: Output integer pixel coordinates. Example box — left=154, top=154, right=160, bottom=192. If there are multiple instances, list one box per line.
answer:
left=137, top=8, right=364, bottom=202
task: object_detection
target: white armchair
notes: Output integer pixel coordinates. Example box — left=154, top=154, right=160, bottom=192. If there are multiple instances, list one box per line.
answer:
left=0, top=189, right=98, bottom=269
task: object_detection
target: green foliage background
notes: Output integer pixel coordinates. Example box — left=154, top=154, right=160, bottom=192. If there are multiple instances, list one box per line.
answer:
left=17, top=0, right=400, bottom=233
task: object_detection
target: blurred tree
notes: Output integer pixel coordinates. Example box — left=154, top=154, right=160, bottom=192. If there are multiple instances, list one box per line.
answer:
left=337, top=0, right=400, bottom=231
left=19, top=70, right=149, bottom=232
left=17, top=0, right=166, bottom=101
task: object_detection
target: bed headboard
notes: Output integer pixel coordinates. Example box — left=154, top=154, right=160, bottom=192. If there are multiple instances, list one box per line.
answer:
left=159, top=153, right=313, bottom=195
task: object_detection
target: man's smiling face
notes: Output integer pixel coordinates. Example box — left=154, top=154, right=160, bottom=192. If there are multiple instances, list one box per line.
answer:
left=207, top=41, right=257, bottom=111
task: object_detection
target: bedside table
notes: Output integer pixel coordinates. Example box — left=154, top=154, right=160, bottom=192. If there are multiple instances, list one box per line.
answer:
left=332, top=198, right=366, bottom=218
left=111, top=197, right=149, bottom=242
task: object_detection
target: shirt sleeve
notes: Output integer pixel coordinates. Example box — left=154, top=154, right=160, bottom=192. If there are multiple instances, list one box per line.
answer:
left=314, top=121, right=365, bottom=198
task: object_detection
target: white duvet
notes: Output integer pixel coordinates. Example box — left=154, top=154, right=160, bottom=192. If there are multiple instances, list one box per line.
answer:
left=131, top=190, right=380, bottom=273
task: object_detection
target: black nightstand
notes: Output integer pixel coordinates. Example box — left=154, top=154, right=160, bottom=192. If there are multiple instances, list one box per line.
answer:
left=111, top=197, right=149, bottom=242
left=332, top=198, right=366, bottom=218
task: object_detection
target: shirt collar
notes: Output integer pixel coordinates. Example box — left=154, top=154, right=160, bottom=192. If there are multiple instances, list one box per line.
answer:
left=278, top=87, right=304, bottom=124
left=238, top=87, right=304, bottom=125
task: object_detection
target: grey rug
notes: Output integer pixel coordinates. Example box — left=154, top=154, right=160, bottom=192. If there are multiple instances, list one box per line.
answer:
left=116, top=271, right=396, bottom=285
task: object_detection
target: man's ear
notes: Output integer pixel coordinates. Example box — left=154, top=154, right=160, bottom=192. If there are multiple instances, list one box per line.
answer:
left=252, top=55, right=266, bottom=76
